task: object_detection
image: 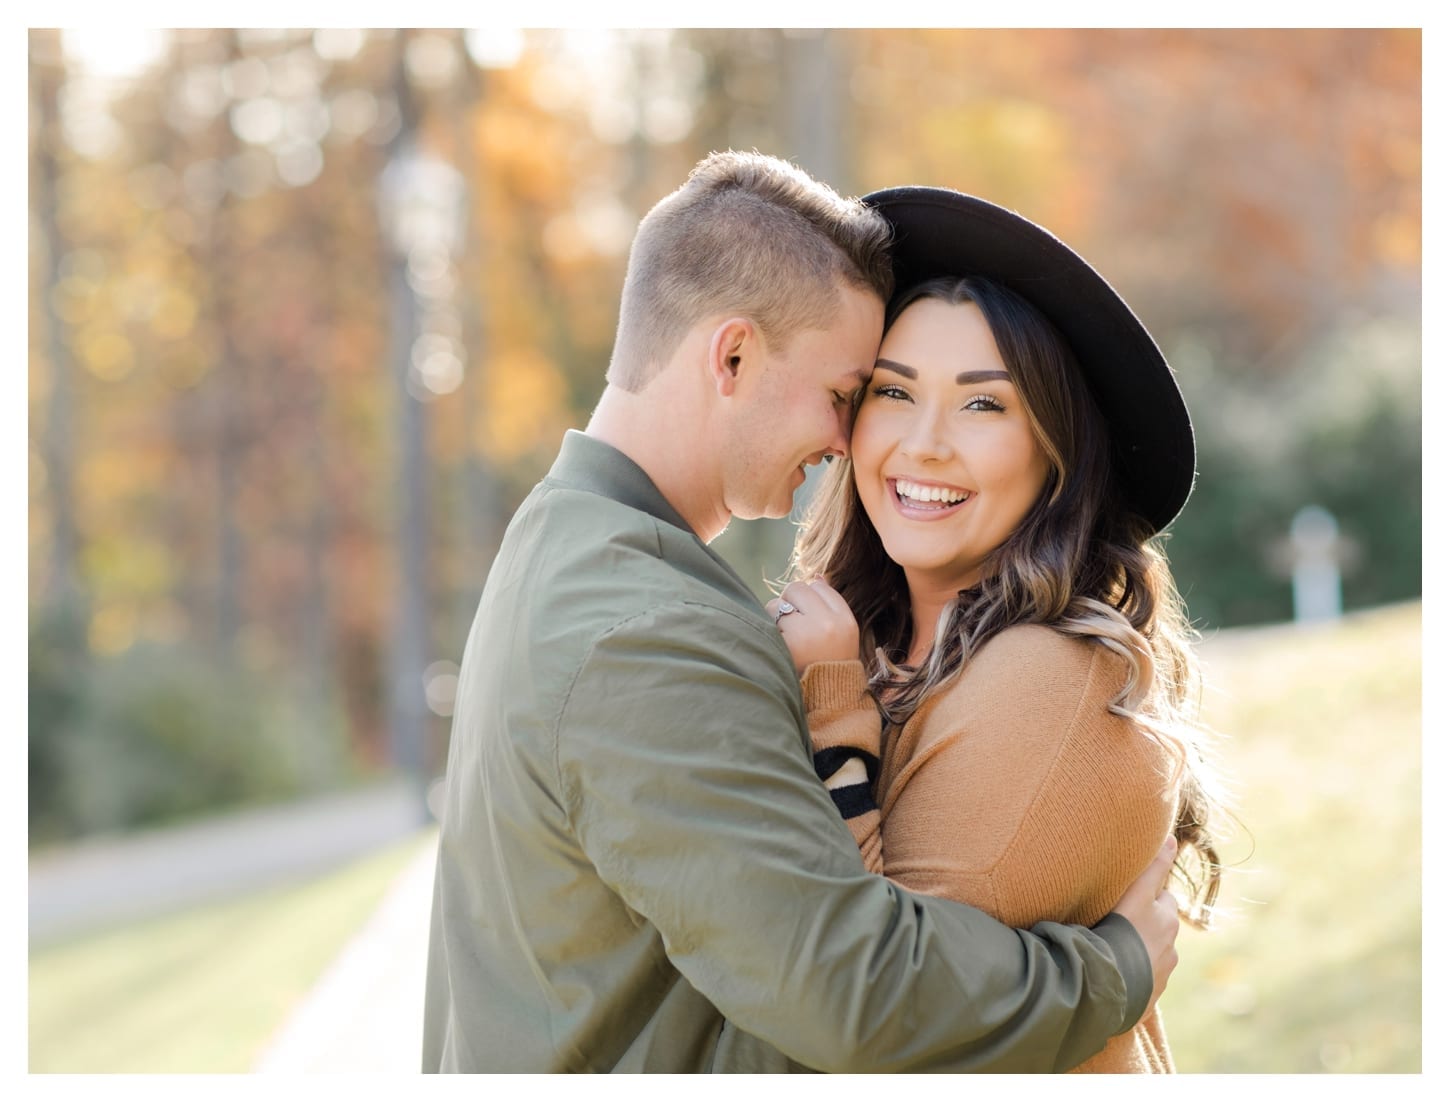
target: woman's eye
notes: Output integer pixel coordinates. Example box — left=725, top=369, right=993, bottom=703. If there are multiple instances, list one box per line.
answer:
left=871, top=384, right=909, bottom=401
left=964, top=394, right=1005, bottom=412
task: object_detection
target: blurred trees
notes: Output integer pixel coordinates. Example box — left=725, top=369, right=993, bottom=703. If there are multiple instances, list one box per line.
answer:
left=28, top=28, right=1420, bottom=840
left=844, top=27, right=1421, bottom=626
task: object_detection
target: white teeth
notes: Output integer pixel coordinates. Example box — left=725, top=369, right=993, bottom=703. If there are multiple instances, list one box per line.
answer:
left=895, top=478, right=968, bottom=505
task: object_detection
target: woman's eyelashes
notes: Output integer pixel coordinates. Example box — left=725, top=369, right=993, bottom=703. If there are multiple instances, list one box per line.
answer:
left=871, top=382, right=910, bottom=402
left=868, top=383, right=1007, bottom=413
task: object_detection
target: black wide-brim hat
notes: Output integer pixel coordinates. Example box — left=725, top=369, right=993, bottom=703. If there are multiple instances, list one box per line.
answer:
left=862, top=186, right=1195, bottom=534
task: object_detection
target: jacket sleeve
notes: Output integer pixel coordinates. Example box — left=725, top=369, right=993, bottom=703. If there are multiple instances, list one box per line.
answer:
left=553, top=603, right=1150, bottom=1073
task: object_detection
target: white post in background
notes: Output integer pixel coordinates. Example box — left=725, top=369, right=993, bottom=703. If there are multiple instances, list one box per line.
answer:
left=1290, top=504, right=1343, bottom=625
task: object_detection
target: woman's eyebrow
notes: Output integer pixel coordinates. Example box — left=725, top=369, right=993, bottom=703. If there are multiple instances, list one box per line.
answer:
left=874, top=360, right=1011, bottom=385
left=956, top=370, right=1010, bottom=385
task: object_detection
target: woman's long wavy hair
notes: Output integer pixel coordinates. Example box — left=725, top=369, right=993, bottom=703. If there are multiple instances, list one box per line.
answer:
left=790, top=274, right=1224, bottom=926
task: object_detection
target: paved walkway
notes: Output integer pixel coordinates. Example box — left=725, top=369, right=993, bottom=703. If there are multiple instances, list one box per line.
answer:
left=252, top=830, right=439, bottom=1073
left=29, top=779, right=429, bottom=946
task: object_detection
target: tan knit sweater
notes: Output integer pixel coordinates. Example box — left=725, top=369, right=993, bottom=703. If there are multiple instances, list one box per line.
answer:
left=803, top=623, right=1180, bottom=1074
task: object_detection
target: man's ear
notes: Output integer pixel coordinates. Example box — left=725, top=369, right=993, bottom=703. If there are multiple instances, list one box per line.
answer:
left=706, top=317, right=755, bottom=397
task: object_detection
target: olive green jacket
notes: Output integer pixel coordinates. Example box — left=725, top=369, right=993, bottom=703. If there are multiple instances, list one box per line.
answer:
left=421, top=431, right=1150, bottom=1073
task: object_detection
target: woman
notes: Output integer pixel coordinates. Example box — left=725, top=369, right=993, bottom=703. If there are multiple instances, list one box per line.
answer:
left=768, top=187, right=1224, bottom=1074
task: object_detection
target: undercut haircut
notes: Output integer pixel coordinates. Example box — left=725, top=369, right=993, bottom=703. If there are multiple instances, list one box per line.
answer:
left=606, top=151, right=894, bottom=392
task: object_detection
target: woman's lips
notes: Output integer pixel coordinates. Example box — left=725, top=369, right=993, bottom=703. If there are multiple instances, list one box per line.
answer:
left=887, top=478, right=973, bottom=520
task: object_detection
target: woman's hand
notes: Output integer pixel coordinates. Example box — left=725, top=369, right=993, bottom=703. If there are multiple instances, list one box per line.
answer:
left=765, top=577, right=860, bottom=675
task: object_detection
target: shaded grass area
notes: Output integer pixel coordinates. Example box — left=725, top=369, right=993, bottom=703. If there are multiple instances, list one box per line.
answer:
left=1158, top=601, right=1421, bottom=1073
left=29, top=831, right=431, bottom=1073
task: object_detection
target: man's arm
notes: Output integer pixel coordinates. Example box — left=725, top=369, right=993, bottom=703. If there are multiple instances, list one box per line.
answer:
left=554, top=604, right=1154, bottom=1073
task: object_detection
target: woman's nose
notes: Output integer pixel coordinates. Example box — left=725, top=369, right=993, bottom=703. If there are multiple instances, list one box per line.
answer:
left=897, top=407, right=952, bottom=462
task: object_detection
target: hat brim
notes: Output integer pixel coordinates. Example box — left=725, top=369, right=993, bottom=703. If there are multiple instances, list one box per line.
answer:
left=862, top=186, right=1195, bottom=534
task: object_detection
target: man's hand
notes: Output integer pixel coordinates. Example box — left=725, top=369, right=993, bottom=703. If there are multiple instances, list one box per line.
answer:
left=1110, top=836, right=1181, bottom=1022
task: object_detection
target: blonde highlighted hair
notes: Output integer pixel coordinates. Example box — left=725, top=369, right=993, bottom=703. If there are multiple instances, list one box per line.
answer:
left=791, top=275, right=1224, bottom=926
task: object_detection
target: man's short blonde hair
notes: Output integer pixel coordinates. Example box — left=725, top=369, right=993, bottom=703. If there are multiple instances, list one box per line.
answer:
left=606, top=151, right=894, bottom=392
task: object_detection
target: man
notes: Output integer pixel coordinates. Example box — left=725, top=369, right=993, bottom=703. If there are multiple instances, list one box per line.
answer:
left=422, top=151, right=1180, bottom=1073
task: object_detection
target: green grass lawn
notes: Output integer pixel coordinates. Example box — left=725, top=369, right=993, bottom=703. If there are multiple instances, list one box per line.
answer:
left=1158, top=601, right=1422, bottom=1073
left=28, top=830, right=433, bottom=1073
left=28, top=603, right=1422, bottom=1074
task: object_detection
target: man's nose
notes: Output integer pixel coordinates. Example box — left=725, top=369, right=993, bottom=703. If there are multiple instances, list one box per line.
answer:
left=829, top=404, right=852, bottom=457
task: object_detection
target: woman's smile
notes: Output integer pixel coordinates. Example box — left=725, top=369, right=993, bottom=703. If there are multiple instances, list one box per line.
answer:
left=888, top=477, right=975, bottom=519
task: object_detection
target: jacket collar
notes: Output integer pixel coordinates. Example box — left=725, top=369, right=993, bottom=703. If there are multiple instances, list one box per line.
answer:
left=546, top=431, right=696, bottom=537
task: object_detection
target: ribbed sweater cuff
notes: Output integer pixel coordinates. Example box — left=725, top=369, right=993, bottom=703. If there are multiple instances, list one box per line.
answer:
left=1089, top=911, right=1153, bottom=1034
left=801, top=659, right=869, bottom=705
left=800, top=660, right=877, bottom=755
